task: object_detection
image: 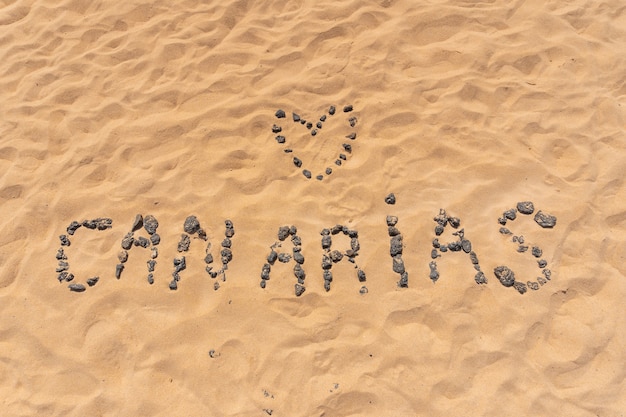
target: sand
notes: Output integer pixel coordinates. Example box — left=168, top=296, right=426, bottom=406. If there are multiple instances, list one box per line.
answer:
left=1, top=0, right=625, bottom=415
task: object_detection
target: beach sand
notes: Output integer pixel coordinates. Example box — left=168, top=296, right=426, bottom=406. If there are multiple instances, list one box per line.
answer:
left=1, top=0, right=625, bottom=415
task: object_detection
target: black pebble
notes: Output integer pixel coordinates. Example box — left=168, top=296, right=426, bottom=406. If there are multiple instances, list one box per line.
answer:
left=68, top=283, right=86, bottom=292
left=343, top=144, right=352, bottom=153
left=339, top=153, right=346, bottom=160
left=504, top=209, right=517, bottom=221
left=184, top=215, right=201, bottom=234
left=386, top=216, right=398, bottom=227
left=385, top=193, right=396, bottom=205
left=325, top=167, right=332, bottom=175
left=272, top=125, right=281, bottom=133
left=278, top=226, right=290, bottom=240
left=293, top=157, right=302, bottom=167
left=517, top=201, right=535, bottom=215
left=398, top=272, right=408, bottom=288
left=292, top=112, right=300, bottom=122
left=169, top=280, right=178, bottom=290
left=311, top=129, right=317, bottom=136
left=320, top=115, right=326, bottom=122
left=275, top=135, right=286, bottom=144
left=343, top=105, right=353, bottom=112
left=295, top=283, right=306, bottom=297
left=335, top=159, right=342, bottom=166
left=275, top=109, right=286, bottom=118
left=346, top=133, right=356, bottom=140
left=474, top=271, right=487, bottom=284
left=86, top=277, right=99, bottom=287
left=303, top=170, right=312, bottom=179
left=306, top=122, right=312, bottom=129
left=329, top=106, right=336, bottom=115
left=60, top=235, right=71, bottom=246
left=534, top=211, right=557, bottom=228
left=144, top=215, right=159, bottom=234
left=494, top=265, right=515, bottom=287
left=150, top=233, right=160, bottom=246
left=121, top=232, right=134, bottom=250
left=284, top=148, right=292, bottom=153
left=316, top=175, right=323, bottom=181
left=532, top=246, right=543, bottom=257
left=115, top=264, right=124, bottom=279
left=358, top=269, right=366, bottom=282
left=177, top=234, right=191, bottom=252
left=538, top=259, right=547, bottom=268
left=131, top=214, right=143, bottom=232
left=67, top=221, right=82, bottom=235
left=349, top=117, right=357, bottom=127
left=316, top=122, right=322, bottom=129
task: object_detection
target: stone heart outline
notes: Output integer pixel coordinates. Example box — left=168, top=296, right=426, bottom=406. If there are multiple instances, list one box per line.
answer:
left=271, top=105, right=358, bottom=180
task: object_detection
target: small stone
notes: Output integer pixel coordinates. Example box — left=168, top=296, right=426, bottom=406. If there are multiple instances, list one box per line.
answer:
left=56, top=248, right=66, bottom=260
left=339, top=153, right=347, bottom=160
left=173, top=257, right=186, bottom=273
left=67, top=221, right=81, bottom=235
left=470, top=251, right=479, bottom=265
left=289, top=225, right=297, bottom=235
left=60, top=235, right=71, bottom=246
left=184, top=216, right=200, bottom=235
left=260, top=280, right=266, bottom=288
left=432, top=238, right=440, bottom=248
left=291, top=234, right=301, bottom=246
left=222, top=238, right=232, bottom=248
left=131, top=214, right=143, bottom=232
left=147, top=273, right=154, bottom=285
left=388, top=226, right=400, bottom=237
left=329, top=105, right=336, bottom=115
left=386, top=216, right=398, bottom=227
left=343, top=105, right=353, bottom=112
left=56, top=261, right=69, bottom=272
left=68, top=283, right=86, bottom=292
left=118, top=250, right=128, bottom=263
left=115, top=264, right=124, bottom=279
left=214, top=281, right=220, bottom=291
left=448, top=241, right=462, bottom=252
left=295, top=283, right=306, bottom=297
left=329, top=250, right=343, bottom=263
left=498, top=217, right=507, bottom=225
left=324, top=280, right=331, bottom=292
left=275, top=109, right=286, bottom=118
left=346, top=132, right=356, bottom=140
left=221, top=248, right=233, bottom=264
left=392, top=256, right=405, bottom=274
left=322, top=235, right=332, bottom=250
left=504, top=209, right=517, bottom=221
left=431, top=249, right=439, bottom=259
left=306, top=122, right=313, bottom=129
left=293, top=250, right=305, bottom=264
left=275, top=135, right=286, bottom=144
left=316, top=122, right=322, bottom=129
left=537, top=276, right=547, bottom=285
left=517, top=235, right=525, bottom=244
left=499, top=227, right=511, bottom=235
left=538, top=259, right=548, bottom=268
left=311, top=129, right=317, bottom=136
left=434, top=224, right=444, bottom=236
left=150, top=233, right=160, bottom=246
left=177, top=234, right=191, bottom=252
left=357, top=269, right=366, bottom=282
left=144, top=215, right=159, bottom=234
left=147, top=259, right=156, bottom=272
left=343, top=143, right=352, bottom=153
left=316, top=175, right=323, bottom=181
left=429, top=261, right=439, bottom=283
left=350, top=237, right=360, bottom=252
left=474, top=271, right=487, bottom=284
left=261, top=264, right=271, bottom=280
left=517, top=201, right=535, bottom=215
left=534, top=211, right=557, bottom=228
left=527, top=281, right=540, bottom=290
left=134, top=236, right=150, bottom=248
left=204, top=252, right=213, bottom=264
left=324, top=270, right=333, bottom=282
left=121, top=232, right=134, bottom=250
left=532, top=246, right=543, bottom=258
left=330, top=225, right=343, bottom=235
left=300, top=119, right=306, bottom=124
left=349, top=117, right=357, bottom=127
left=303, top=170, right=312, bottom=179
left=321, top=255, right=332, bottom=270
left=439, top=245, right=448, bottom=252
left=57, top=272, right=71, bottom=282
left=169, top=280, right=178, bottom=290
left=461, top=239, right=472, bottom=253
left=390, top=235, right=403, bottom=256
left=335, top=159, right=342, bottom=166
left=320, top=115, right=327, bottom=122
left=494, top=265, right=515, bottom=287
left=325, top=167, right=332, bottom=175
left=543, top=269, right=552, bottom=280
left=272, top=124, right=281, bottom=133
left=278, top=253, right=291, bottom=263
left=292, top=112, right=300, bottom=122
left=86, top=277, right=99, bottom=287
left=293, top=264, right=306, bottom=281
left=517, top=245, right=528, bottom=253
left=513, top=281, right=527, bottom=294
left=359, top=286, right=368, bottom=294
left=447, top=217, right=460, bottom=229
left=267, top=250, right=278, bottom=264
left=385, top=193, right=396, bottom=205
left=321, top=228, right=330, bottom=236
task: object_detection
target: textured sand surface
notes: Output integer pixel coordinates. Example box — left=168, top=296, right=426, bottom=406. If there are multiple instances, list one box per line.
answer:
left=1, top=0, right=625, bottom=415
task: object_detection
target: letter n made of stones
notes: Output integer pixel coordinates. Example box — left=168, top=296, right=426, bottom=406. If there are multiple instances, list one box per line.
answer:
left=170, top=215, right=235, bottom=291
left=259, top=225, right=307, bottom=296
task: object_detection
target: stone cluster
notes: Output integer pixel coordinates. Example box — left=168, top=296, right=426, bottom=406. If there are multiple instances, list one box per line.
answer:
left=496, top=201, right=554, bottom=294
left=429, top=209, right=487, bottom=286
left=386, top=215, right=408, bottom=288
left=259, top=225, right=306, bottom=296
left=273, top=105, right=357, bottom=180
left=116, top=214, right=160, bottom=285
left=320, top=224, right=366, bottom=293
left=56, top=218, right=113, bottom=292
left=171, top=216, right=235, bottom=291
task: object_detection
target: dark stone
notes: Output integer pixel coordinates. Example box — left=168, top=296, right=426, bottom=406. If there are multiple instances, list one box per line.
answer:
left=448, top=241, right=462, bottom=252
left=434, top=210, right=448, bottom=226
left=431, top=249, right=439, bottom=259
left=316, top=175, right=323, bottom=181
left=177, top=234, right=191, bottom=252
left=118, top=250, right=128, bottom=263
left=324, top=280, right=331, bottom=292
left=330, top=225, right=343, bottom=235
left=293, top=250, right=305, bottom=264
left=527, top=281, right=539, bottom=291
left=434, top=225, right=444, bottom=236
left=517, top=201, right=535, bottom=215
left=261, top=264, right=271, bottom=280
left=295, top=283, right=306, bottom=297
left=204, top=253, right=213, bottom=264
left=225, top=219, right=234, bottom=229
left=184, top=216, right=200, bottom=234
left=131, top=214, right=143, bottom=232
left=350, top=237, right=360, bottom=252
left=504, top=209, right=517, bottom=221
left=82, top=219, right=97, bottom=229
left=311, top=129, right=317, bottom=136
left=321, top=255, right=332, bottom=270
left=339, top=153, right=346, bottom=160
left=397, top=272, right=408, bottom=288
left=329, top=250, right=343, bottom=263
left=291, top=235, right=302, bottom=246
left=494, top=265, right=515, bottom=287
left=342, top=143, right=352, bottom=153
left=289, top=225, right=297, bottom=235
left=56, top=261, right=69, bottom=272
left=60, top=235, right=71, bottom=246
left=513, top=281, right=527, bottom=294
left=316, top=122, right=322, bottom=129
left=67, top=221, right=81, bottom=235
left=147, top=259, right=156, bottom=272
left=306, top=122, right=313, bottom=129
left=56, top=248, right=66, bottom=260
left=461, top=239, right=472, bottom=253
left=272, top=124, right=281, bottom=133
left=498, top=217, right=507, bottom=226
left=532, top=246, right=543, bottom=258
left=320, top=115, right=326, bottom=122
left=293, top=264, right=306, bottom=281
left=499, top=227, right=511, bottom=235
left=385, top=193, right=396, bottom=205
left=148, top=273, right=154, bottom=285
left=517, top=235, right=525, bottom=244
left=543, top=269, right=552, bottom=280
left=392, top=256, right=405, bottom=274
left=144, top=215, right=159, bottom=234
left=169, top=280, right=178, bottom=290
left=134, top=236, right=150, bottom=248
left=303, top=170, right=312, bottom=179
left=115, top=264, right=124, bottom=279
left=121, top=232, right=134, bottom=250
left=173, top=257, right=186, bottom=273
left=358, top=269, right=366, bottom=282
left=321, top=228, right=330, bottom=236
left=517, top=245, right=529, bottom=253
left=322, top=235, right=332, bottom=250
left=222, top=238, right=232, bottom=248
left=221, top=248, right=233, bottom=264
left=68, top=283, right=86, bottom=292
left=349, top=117, right=357, bottom=127
left=335, top=159, right=342, bottom=166
left=448, top=217, right=461, bottom=228
left=432, top=238, right=440, bottom=248
left=390, top=235, right=403, bottom=256
left=292, top=112, right=300, bottom=122
left=534, top=211, right=557, bottom=228
left=343, top=105, right=353, bottom=112
left=325, top=167, right=332, bottom=175
left=275, top=135, right=286, bottom=144
left=86, top=277, right=99, bottom=287
left=329, top=106, right=336, bottom=115
left=346, top=132, right=356, bottom=140
left=275, top=109, right=286, bottom=118
left=388, top=226, right=400, bottom=237
left=150, top=233, right=160, bottom=246
left=386, top=216, right=398, bottom=227
left=260, top=280, right=266, bottom=288
left=469, top=251, right=479, bottom=265
left=537, top=276, right=547, bottom=285
left=267, top=250, right=278, bottom=264
left=439, top=245, right=448, bottom=252
left=278, top=253, right=291, bottom=263
left=538, top=259, right=547, bottom=268
left=300, top=120, right=306, bottom=124
left=359, top=286, right=368, bottom=294
left=57, top=272, right=70, bottom=282
left=429, top=261, right=439, bottom=283
left=474, top=271, right=487, bottom=284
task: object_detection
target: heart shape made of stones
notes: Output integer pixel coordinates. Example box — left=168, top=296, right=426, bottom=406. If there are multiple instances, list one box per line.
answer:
left=271, top=105, right=358, bottom=180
